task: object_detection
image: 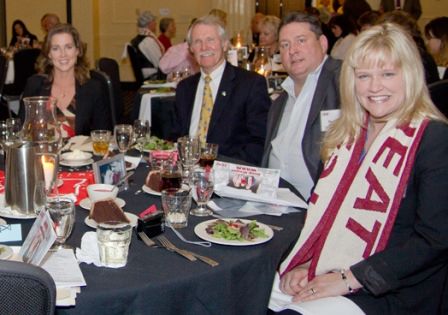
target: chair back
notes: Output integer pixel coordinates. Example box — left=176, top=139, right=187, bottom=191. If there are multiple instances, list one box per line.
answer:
left=0, top=259, right=56, bottom=315
left=127, top=44, right=145, bottom=86
left=90, top=69, right=117, bottom=126
left=0, top=54, right=12, bottom=118
left=428, top=79, right=448, bottom=118
left=97, top=57, right=124, bottom=124
left=10, top=48, right=41, bottom=95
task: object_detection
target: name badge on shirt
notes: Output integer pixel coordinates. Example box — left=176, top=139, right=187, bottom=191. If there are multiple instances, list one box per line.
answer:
left=320, top=109, right=341, bottom=132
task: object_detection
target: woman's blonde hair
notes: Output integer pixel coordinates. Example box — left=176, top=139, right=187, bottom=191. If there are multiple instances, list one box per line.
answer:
left=321, top=22, right=446, bottom=161
left=260, top=15, right=281, bottom=41
left=36, top=23, right=90, bottom=84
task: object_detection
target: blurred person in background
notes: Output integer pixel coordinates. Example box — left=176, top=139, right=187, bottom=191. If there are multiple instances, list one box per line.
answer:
left=380, top=0, right=422, bottom=20
left=258, top=15, right=281, bottom=57
left=329, top=14, right=358, bottom=60
left=357, top=10, right=381, bottom=32
left=41, top=13, right=61, bottom=35
left=424, top=16, right=448, bottom=80
left=158, top=17, right=176, bottom=51
left=19, top=24, right=111, bottom=137
left=130, top=10, right=164, bottom=80
left=378, top=10, right=440, bottom=84
left=251, top=12, right=265, bottom=46
left=9, top=19, right=38, bottom=48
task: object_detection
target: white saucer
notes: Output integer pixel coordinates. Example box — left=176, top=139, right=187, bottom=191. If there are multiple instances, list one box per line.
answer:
left=79, top=198, right=126, bottom=210
left=0, top=244, right=13, bottom=260
left=60, top=151, right=93, bottom=163
left=142, top=184, right=161, bottom=196
left=84, top=212, right=138, bottom=228
left=0, top=207, right=36, bottom=219
left=60, top=159, right=94, bottom=167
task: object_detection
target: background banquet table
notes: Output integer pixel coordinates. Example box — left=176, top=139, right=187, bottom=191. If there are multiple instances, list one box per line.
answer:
left=3, top=156, right=305, bottom=315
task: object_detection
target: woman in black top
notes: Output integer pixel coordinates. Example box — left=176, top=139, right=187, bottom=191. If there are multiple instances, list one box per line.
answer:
left=9, top=19, right=38, bottom=48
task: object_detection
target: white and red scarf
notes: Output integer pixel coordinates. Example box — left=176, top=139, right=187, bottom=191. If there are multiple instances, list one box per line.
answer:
left=280, top=117, right=429, bottom=279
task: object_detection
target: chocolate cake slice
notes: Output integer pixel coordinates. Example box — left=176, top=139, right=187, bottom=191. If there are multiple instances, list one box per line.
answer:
left=145, top=170, right=162, bottom=192
left=89, top=199, right=130, bottom=224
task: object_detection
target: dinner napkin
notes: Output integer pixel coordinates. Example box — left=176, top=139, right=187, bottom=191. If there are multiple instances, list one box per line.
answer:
left=76, top=232, right=124, bottom=268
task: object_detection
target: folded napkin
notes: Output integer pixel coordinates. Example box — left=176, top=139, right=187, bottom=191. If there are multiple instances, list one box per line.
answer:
left=76, top=232, right=122, bottom=268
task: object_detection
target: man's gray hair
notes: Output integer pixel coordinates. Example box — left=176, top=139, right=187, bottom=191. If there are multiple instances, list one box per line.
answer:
left=186, top=15, right=228, bottom=45
left=138, top=11, right=156, bottom=28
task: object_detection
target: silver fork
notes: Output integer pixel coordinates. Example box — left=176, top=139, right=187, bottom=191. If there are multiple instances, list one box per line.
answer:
left=158, top=236, right=219, bottom=267
left=157, top=236, right=197, bottom=262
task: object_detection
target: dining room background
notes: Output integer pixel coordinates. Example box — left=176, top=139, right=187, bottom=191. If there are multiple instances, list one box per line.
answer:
left=1, top=0, right=447, bottom=82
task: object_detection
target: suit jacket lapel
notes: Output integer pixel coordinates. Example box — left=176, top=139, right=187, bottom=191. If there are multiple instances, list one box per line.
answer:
left=209, top=62, right=235, bottom=132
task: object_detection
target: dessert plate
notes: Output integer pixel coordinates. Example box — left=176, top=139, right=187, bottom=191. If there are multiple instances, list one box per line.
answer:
left=84, top=212, right=138, bottom=228
left=142, top=185, right=161, bottom=196
left=79, top=198, right=126, bottom=210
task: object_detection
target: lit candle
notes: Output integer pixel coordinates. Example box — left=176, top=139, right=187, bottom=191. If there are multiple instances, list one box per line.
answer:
left=41, top=155, right=55, bottom=191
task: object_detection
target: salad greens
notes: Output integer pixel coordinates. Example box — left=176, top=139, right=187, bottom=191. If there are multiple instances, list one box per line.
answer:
left=143, top=136, right=174, bottom=151
left=205, top=219, right=268, bottom=241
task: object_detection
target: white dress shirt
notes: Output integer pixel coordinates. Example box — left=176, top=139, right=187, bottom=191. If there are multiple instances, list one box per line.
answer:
left=268, top=56, right=326, bottom=200
left=189, top=60, right=226, bottom=137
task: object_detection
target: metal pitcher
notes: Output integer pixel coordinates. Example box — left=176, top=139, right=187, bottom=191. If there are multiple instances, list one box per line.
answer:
left=4, top=141, right=45, bottom=214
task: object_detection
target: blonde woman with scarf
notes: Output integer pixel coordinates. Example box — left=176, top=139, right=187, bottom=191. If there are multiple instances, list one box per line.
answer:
left=269, top=22, right=448, bottom=315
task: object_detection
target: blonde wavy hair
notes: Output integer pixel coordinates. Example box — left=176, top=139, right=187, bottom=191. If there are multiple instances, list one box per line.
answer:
left=321, top=22, right=446, bottom=161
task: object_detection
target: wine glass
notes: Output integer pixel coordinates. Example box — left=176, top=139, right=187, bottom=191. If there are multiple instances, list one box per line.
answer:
left=6, top=118, right=21, bottom=141
left=177, top=136, right=200, bottom=185
left=114, top=124, right=133, bottom=154
left=191, top=169, right=214, bottom=216
left=47, top=197, right=75, bottom=250
left=133, top=119, right=150, bottom=157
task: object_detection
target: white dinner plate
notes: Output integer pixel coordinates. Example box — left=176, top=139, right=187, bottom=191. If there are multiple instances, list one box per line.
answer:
left=60, top=159, right=94, bottom=167
left=142, top=184, right=161, bottom=196
left=79, top=198, right=126, bottom=210
left=0, top=207, right=36, bottom=219
left=84, top=212, right=138, bottom=229
left=0, top=244, right=13, bottom=260
left=194, top=219, right=274, bottom=246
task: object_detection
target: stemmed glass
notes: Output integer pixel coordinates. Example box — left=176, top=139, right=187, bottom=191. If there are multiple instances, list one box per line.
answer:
left=133, top=119, right=151, bottom=157
left=114, top=124, right=134, bottom=154
left=177, top=136, right=200, bottom=185
left=191, top=169, right=214, bottom=216
left=6, top=118, right=21, bottom=141
left=47, top=197, right=75, bottom=250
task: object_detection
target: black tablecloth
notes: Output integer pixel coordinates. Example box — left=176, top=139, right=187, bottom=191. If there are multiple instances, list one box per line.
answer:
left=3, top=158, right=305, bottom=315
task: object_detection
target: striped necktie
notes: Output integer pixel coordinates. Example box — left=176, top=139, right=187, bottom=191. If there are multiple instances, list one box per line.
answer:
left=197, top=75, right=213, bottom=144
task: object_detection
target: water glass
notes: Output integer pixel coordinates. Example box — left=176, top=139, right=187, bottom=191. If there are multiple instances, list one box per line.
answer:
left=114, top=124, right=133, bottom=154
left=6, top=118, right=21, bottom=141
left=191, top=169, right=214, bottom=216
left=91, top=130, right=111, bottom=156
left=97, top=221, right=132, bottom=268
left=177, top=136, right=200, bottom=184
left=161, top=188, right=192, bottom=228
left=47, top=197, right=75, bottom=248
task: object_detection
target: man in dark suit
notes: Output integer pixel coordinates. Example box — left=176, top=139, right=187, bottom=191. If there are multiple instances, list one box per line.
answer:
left=261, top=12, right=341, bottom=200
left=380, top=0, right=422, bottom=20
left=173, top=15, right=271, bottom=165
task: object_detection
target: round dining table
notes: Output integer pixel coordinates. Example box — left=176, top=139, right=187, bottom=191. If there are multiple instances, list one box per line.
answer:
left=3, top=155, right=305, bottom=315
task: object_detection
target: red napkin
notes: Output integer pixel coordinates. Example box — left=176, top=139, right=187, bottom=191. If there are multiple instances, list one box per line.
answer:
left=57, top=171, right=95, bottom=205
